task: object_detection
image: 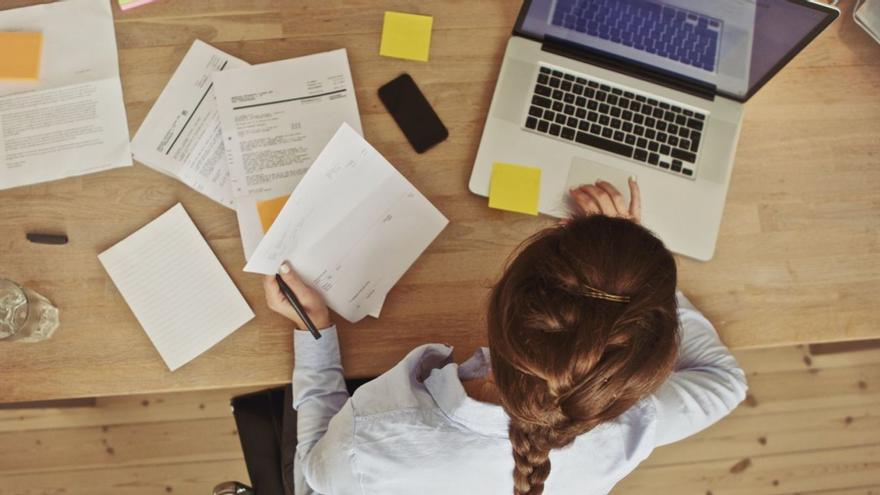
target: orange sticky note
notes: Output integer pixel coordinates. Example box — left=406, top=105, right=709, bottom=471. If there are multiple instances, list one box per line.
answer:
left=0, top=32, right=43, bottom=81
left=256, top=196, right=289, bottom=233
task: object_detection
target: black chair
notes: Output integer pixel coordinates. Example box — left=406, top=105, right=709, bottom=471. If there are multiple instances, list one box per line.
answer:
left=214, top=379, right=372, bottom=495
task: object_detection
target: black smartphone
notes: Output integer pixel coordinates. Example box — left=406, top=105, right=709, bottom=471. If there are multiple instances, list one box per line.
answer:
left=378, top=74, right=448, bottom=153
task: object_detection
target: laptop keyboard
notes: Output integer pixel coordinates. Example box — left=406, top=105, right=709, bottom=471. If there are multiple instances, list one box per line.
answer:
left=525, top=65, right=706, bottom=179
left=552, top=0, right=722, bottom=72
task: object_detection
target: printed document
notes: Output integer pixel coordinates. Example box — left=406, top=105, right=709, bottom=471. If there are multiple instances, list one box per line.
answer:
left=213, top=48, right=362, bottom=259
left=132, top=40, right=247, bottom=208
left=0, top=0, right=132, bottom=190
left=99, top=203, right=255, bottom=371
left=244, top=124, right=448, bottom=323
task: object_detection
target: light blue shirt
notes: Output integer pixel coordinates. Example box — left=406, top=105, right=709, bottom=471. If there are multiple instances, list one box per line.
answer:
left=292, top=292, right=747, bottom=494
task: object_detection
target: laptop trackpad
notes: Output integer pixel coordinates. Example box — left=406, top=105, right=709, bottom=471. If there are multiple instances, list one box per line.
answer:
left=565, top=157, right=633, bottom=209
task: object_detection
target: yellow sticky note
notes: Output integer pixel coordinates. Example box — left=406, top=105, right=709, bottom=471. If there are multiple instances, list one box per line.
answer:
left=489, top=163, right=542, bottom=216
left=379, top=11, right=433, bottom=62
left=256, top=195, right=289, bottom=233
left=0, top=32, right=42, bottom=81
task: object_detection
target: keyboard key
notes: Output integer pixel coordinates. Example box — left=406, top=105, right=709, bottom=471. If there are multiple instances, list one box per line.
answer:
left=552, top=70, right=563, bottom=77
left=656, top=132, right=667, bottom=143
left=596, top=92, right=608, bottom=102
left=664, top=111, right=675, bottom=122
left=533, top=95, right=551, bottom=108
left=659, top=101, right=670, bottom=110
left=573, top=84, right=584, bottom=95
left=645, top=129, right=656, bottom=139
left=687, top=117, right=704, bottom=130
left=634, top=148, right=648, bottom=161
left=526, top=117, right=537, bottom=129
left=647, top=97, right=658, bottom=105
left=645, top=117, right=656, bottom=127
left=564, top=93, right=575, bottom=104
left=535, top=85, right=552, bottom=96
left=671, top=161, right=683, bottom=172
left=538, top=74, right=549, bottom=85
left=682, top=168, right=694, bottom=176
left=529, top=106, right=543, bottom=117
left=648, top=141, right=659, bottom=152
left=641, top=106, right=653, bottom=116
left=553, top=101, right=564, bottom=111
left=578, top=120, right=590, bottom=131
left=657, top=121, right=667, bottom=131
left=660, top=144, right=671, bottom=155
left=625, top=134, right=636, bottom=145
left=610, top=118, right=621, bottom=129
left=633, top=114, right=644, bottom=124
left=540, top=66, right=551, bottom=74
left=587, top=111, right=598, bottom=122
left=668, top=123, right=679, bottom=134
left=679, top=127, right=689, bottom=138
left=600, top=84, right=611, bottom=91
left=607, top=95, right=619, bottom=105
left=553, top=89, right=564, bottom=100
left=659, top=160, right=670, bottom=169
left=555, top=114, right=567, bottom=124
left=590, top=123, right=601, bottom=134
left=623, top=91, right=635, bottom=98
left=622, top=122, right=633, bottom=132
left=675, top=114, right=687, bottom=125
left=613, top=130, right=624, bottom=141
left=622, top=110, right=633, bottom=121
left=611, top=87, right=622, bottom=95
left=587, top=100, right=598, bottom=110
left=576, top=131, right=634, bottom=158
left=576, top=96, right=587, bottom=107
left=564, top=104, right=575, bottom=115
left=576, top=77, right=587, bottom=84
left=561, top=127, right=576, bottom=140
left=682, top=108, right=694, bottom=116
left=586, top=88, right=596, bottom=98
left=637, top=137, right=648, bottom=148
left=563, top=73, right=574, bottom=81
left=538, top=120, right=549, bottom=132
left=610, top=107, right=621, bottom=118
left=550, top=123, right=561, bottom=136
left=549, top=77, right=561, bottom=88
left=668, top=136, right=679, bottom=147
left=671, top=147, right=697, bottom=163
left=648, top=153, right=660, bottom=165
left=635, top=94, right=646, bottom=102
left=619, top=98, right=630, bottom=109
left=601, top=127, right=613, bottom=138
left=576, top=108, right=587, bottom=119
left=630, top=102, right=642, bottom=112
left=653, top=108, right=664, bottom=118
left=634, top=125, right=645, bottom=136
left=587, top=80, right=599, bottom=88
left=680, top=139, right=691, bottom=149
left=567, top=116, right=578, bottom=127
left=599, top=103, right=610, bottom=114
left=599, top=115, right=610, bottom=126
left=694, top=113, right=706, bottom=121
left=690, top=135, right=701, bottom=152
left=561, top=81, right=573, bottom=91
left=671, top=105, right=683, bottom=114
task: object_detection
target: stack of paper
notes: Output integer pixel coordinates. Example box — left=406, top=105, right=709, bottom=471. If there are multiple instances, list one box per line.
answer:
left=244, top=124, right=448, bottom=323
left=213, top=48, right=363, bottom=260
left=99, top=203, right=255, bottom=371
left=132, top=41, right=247, bottom=209
left=0, top=0, right=132, bottom=191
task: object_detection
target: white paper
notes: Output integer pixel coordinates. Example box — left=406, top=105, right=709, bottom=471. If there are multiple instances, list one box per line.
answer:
left=0, top=0, right=132, bottom=190
left=213, top=48, right=362, bottom=259
left=131, top=41, right=248, bottom=208
left=99, top=203, right=255, bottom=371
left=244, top=124, right=448, bottom=323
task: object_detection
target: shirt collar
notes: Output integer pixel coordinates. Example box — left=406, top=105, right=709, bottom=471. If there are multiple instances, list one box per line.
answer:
left=423, top=347, right=510, bottom=437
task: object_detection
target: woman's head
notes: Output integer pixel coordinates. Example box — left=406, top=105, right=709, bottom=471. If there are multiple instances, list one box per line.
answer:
left=488, top=215, right=679, bottom=495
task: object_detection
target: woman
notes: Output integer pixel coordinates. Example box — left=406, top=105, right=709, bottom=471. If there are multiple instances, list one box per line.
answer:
left=263, top=179, right=747, bottom=495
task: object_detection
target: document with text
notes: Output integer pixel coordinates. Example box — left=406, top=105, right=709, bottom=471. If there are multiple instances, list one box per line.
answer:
left=213, top=48, right=362, bottom=259
left=244, top=124, right=448, bottom=323
left=131, top=40, right=248, bottom=209
left=0, top=0, right=132, bottom=190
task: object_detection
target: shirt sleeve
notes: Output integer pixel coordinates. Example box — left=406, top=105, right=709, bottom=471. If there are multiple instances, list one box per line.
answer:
left=651, top=292, right=749, bottom=447
left=291, top=326, right=350, bottom=495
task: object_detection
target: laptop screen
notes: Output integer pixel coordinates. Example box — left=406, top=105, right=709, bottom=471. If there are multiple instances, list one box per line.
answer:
left=516, top=0, right=836, bottom=101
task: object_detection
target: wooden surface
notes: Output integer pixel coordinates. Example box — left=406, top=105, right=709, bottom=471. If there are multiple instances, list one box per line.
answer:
left=2, top=344, right=878, bottom=494
left=0, top=0, right=878, bottom=403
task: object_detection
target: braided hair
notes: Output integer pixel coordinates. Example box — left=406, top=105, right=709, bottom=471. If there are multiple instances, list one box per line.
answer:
left=488, top=215, right=679, bottom=495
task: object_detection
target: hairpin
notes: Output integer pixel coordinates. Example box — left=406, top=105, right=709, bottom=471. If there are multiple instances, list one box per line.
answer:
left=581, top=284, right=630, bottom=303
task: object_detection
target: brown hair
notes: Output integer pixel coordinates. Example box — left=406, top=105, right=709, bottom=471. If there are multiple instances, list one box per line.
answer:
left=488, top=215, right=679, bottom=495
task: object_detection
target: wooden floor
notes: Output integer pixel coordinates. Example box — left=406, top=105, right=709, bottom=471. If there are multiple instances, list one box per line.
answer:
left=1, top=344, right=878, bottom=495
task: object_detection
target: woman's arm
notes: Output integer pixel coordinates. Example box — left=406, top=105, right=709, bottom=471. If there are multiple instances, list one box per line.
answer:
left=651, top=292, right=748, bottom=446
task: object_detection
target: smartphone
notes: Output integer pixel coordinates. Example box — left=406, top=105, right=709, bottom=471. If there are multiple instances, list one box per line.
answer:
left=378, top=74, right=448, bottom=153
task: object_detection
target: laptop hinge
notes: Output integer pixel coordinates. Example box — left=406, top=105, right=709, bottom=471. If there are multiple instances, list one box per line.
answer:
left=541, top=36, right=716, bottom=101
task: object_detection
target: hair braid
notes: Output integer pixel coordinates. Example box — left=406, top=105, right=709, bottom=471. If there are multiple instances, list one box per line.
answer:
left=510, top=422, right=553, bottom=495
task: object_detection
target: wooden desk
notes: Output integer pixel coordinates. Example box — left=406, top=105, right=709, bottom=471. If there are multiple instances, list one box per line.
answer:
left=1, top=0, right=878, bottom=403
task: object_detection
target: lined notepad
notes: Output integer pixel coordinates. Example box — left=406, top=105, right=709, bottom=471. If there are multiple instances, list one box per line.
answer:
left=99, top=203, right=254, bottom=371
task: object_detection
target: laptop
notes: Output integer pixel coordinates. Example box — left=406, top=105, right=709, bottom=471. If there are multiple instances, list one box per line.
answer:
left=470, top=0, right=838, bottom=261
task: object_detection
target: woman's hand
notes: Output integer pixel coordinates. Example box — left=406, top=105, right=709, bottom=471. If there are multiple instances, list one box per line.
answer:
left=569, top=176, right=642, bottom=224
left=263, top=262, right=332, bottom=330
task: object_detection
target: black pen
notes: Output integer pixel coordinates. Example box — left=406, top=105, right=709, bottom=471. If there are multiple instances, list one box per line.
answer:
left=275, top=274, right=322, bottom=340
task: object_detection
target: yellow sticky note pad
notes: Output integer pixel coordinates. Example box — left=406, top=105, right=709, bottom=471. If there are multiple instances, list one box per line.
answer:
left=256, top=195, right=290, bottom=233
left=0, top=32, right=43, bottom=81
left=380, top=11, right=433, bottom=62
left=489, top=163, right=542, bottom=216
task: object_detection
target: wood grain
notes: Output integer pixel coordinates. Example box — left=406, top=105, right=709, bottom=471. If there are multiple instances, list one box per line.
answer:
left=0, top=0, right=878, bottom=402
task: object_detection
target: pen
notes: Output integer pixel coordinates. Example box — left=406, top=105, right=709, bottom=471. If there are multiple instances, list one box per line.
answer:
left=275, top=274, right=322, bottom=340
